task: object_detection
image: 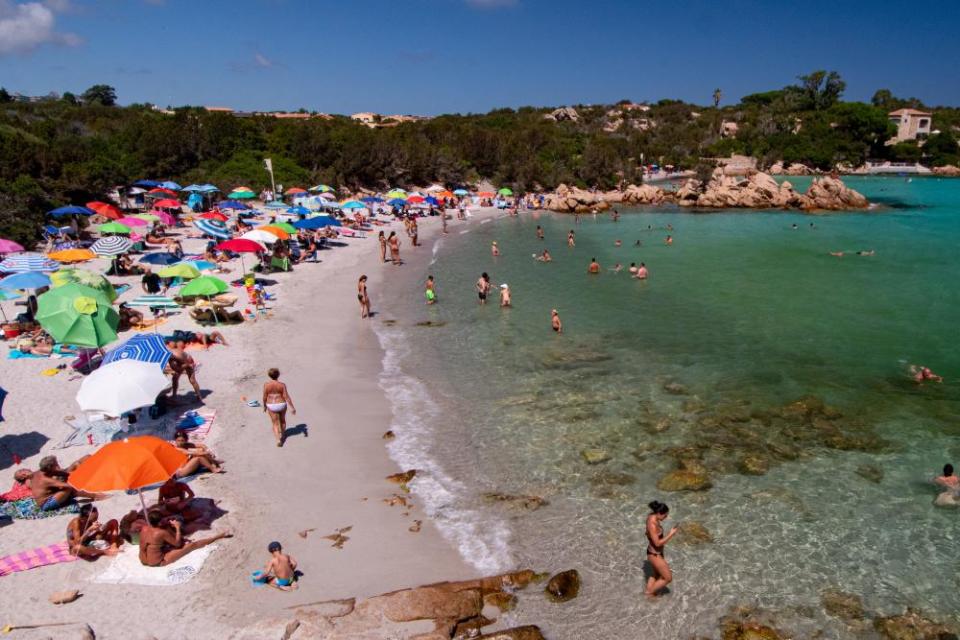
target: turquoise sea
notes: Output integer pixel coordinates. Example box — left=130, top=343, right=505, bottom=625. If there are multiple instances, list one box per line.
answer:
left=375, top=177, right=960, bottom=638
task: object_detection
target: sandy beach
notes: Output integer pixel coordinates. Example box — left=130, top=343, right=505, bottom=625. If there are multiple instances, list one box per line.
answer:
left=0, top=206, right=508, bottom=638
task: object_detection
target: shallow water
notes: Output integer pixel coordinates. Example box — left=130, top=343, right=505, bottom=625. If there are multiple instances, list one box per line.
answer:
left=376, top=177, right=960, bottom=638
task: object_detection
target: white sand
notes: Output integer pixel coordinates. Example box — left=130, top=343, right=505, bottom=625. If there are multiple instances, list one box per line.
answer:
left=0, top=206, right=506, bottom=638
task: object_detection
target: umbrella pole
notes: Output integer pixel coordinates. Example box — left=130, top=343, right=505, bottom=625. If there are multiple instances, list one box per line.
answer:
left=138, top=487, right=149, bottom=517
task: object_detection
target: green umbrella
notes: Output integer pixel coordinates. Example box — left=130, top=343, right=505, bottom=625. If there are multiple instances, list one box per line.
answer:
left=51, top=268, right=118, bottom=302
left=180, top=275, right=228, bottom=297
left=35, top=283, right=119, bottom=348
left=99, top=222, right=132, bottom=235
left=131, top=213, right=160, bottom=222
left=158, top=263, right=201, bottom=280
left=270, top=222, right=297, bottom=234
left=498, top=187, right=513, bottom=196
left=228, top=190, right=256, bottom=200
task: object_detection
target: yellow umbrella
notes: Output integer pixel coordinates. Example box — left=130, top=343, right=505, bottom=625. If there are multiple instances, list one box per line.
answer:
left=49, top=248, right=96, bottom=263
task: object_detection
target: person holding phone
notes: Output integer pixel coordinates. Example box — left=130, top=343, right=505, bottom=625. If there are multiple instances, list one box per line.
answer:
left=645, top=500, right=677, bottom=597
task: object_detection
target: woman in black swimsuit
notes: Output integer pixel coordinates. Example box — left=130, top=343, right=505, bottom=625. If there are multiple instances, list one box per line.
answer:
left=645, top=500, right=677, bottom=597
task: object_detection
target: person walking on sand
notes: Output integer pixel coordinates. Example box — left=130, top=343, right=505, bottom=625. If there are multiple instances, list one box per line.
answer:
left=499, top=283, right=511, bottom=307
left=263, top=368, right=296, bottom=447
left=425, top=275, right=437, bottom=305
left=551, top=309, right=562, bottom=333
left=388, top=231, right=401, bottom=265
left=441, top=210, right=448, bottom=234
left=166, top=341, right=203, bottom=404
left=491, top=241, right=500, bottom=257
left=378, top=231, right=387, bottom=263
left=357, top=275, right=371, bottom=318
left=476, top=272, right=491, bottom=305
left=645, top=500, right=678, bottom=597
left=568, top=230, right=576, bottom=248
left=411, top=218, right=419, bottom=247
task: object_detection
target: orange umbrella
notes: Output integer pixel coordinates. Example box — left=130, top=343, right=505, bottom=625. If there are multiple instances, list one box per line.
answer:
left=87, top=201, right=122, bottom=219
left=436, top=190, right=453, bottom=198
left=49, top=248, right=96, bottom=263
left=69, top=436, right=187, bottom=512
left=478, top=191, right=494, bottom=198
left=258, top=225, right=290, bottom=240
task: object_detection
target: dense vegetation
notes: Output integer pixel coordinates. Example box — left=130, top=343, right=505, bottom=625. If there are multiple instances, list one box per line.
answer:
left=1, top=71, right=958, bottom=247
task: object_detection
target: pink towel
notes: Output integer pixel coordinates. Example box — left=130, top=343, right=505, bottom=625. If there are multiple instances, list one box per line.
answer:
left=0, top=541, right=77, bottom=576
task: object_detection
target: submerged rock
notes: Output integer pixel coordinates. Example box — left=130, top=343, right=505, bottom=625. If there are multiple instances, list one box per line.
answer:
left=482, top=493, right=549, bottom=511
left=721, top=620, right=784, bottom=640
left=414, top=320, right=447, bottom=327
left=477, top=626, right=546, bottom=640
left=678, top=521, right=713, bottom=544
left=544, top=570, right=580, bottom=603
left=657, top=470, right=713, bottom=492
left=821, top=589, right=866, bottom=621
left=663, top=382, right=688, bottom=395
left=581, top=448, right=611, bottom=465
left=483, top=591, right=517, bottom=612
left=739, top=455, right=770, bottom=476
left=873, top=607, right=958, bottom=639
left=855, top=464, right=884, bottom=484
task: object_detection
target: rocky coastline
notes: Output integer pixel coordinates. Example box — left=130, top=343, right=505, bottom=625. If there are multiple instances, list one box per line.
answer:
left=543, top=169, right=869, bottom=214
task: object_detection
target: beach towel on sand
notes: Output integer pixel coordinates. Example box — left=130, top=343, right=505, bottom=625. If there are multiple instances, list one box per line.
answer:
left=0, top=497, right=80, bottom=520
left=91, top=544, right=217, bottom=586
left=0, top=542, right=77, bottom=576
left=57, top=408, right=217, bottom=449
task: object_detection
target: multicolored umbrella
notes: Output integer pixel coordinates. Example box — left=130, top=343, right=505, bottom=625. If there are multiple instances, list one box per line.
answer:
left=147, top=188, right=177, bottom=197
left=309, top=184, right=334, bottom=192
left=269, top=221, right=297, bottom=234
left=257, top=226, right=291, bottom=240
left=127, top=294, right=180, bottom=309
left=228, top=190, right=256, bottom=200
left=386, top=190, right=407, bottom=199
left=91, top=236, right=134, bottom=257
left=35, top=283, right=119, bottom=347
left=0, top=253, right=59, bottom=273
left=51, top=269, right=117, bottom=302
left=180, top=276, right=228, bottom=297
left=193, top=218, right=231, bottom=240
left=48, top=248, right=96, bottom=263
left=102, top=333, right=171, bottom=369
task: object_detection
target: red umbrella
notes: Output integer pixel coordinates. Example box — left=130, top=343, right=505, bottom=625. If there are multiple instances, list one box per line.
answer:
left=284, top=187, right=306, bottom=195
left=407, top=195, right=425, bottom=203
left=148, top=188, right=177, bottom=197
left=216, top=239, right=265, bottom=253
left=87, top=201, right=122, bottom=219
left=153, top=199, right=182, bottom=209
left=200, top=211, right=228, bottom=221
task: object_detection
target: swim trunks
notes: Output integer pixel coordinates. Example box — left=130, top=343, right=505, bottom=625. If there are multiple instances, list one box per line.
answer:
left=40, top=495, right=69, bottom=511
left=275, top=577, right=293, bottom=587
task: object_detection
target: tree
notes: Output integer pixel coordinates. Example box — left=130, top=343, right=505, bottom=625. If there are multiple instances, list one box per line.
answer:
left=81, top=84, right=117, bottom=106
left=713, top=88, right=722, bottom=108
left=61, top=92, right=78, bottom=105
left=793, top=70, right=846, bottom=110
left=871, top=89, right=894, bottom=110
left=0, top=87, right=10, bottom=103
left=922, top=131, right=960, bottom=167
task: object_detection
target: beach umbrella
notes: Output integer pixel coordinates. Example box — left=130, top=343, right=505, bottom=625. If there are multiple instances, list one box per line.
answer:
left=453, top=189, right=469, bottom=196
left=424, top=196, right=440, bottom=206
left=228, top=190, right=256, bottom=200
left=98, top=222, right=132, bottom=235
left=0, top=271, right=51, bottom=291
left=309, top=184, right=334, bottom=192
left=49, top=248, right=96, bottom=264
left=0, top=289, right=21, bottom=321
left=127, top=294, right=180, bottom=309
left=264, top=200, right=287, bottom=210
left=269, top=222, right=297, bottom=234
left=0, top=239, right=24, bottom=254
left=152, top=199, right=182, bottom=209
left=341, top=200, right=366, bottom=209
left=198, top=184, right=220, bottom=193
left=139, top=253, right=180, bottom=266
left=386, top=190, right=407, bottom=199
left=478, top=191, right=494, bottom=198
left=319, top=198, right=340, bottom=207
left=284, top=187, right=307, bottom=196
left=51, top=269, right=117, bottom=302
left=318, top=192, right=337, bottom=200
left=116, top=216, right=149, bottom=228
left=241, top=230, right=279, bottom=245
left=193, top=219, right=231, bottom=240
left=128, top=187, right=147, bottom=195
left=131, top=213, right=160, bottom=223
left=91, top=236, right=134, bottom=257
left=180, top=275, right=228, bottom=297
left=286, top=206, right=310, bottom=216
left=184, top=259, right=215, bottom=272
left=102, top=333, right=171, bottom=369
left=35, top=283, right=119, bottom=348
left=181, top=184, right=203, bottom=192
left=436, top=190, right=454, bottom=198
left=0, top=253, right=59, bottom=273
left=149, top=210, right=177, bottom=226
left=218, top=200, right=249, bottom=210
left=159, top=181, right=182, bottom=191
left=361, top=196, right=384, bottom=204
left=498, top=187, right=513, bottom=196
left=292, top=216, right=341, bottom=230
left=387, top=198, right=407, bottom=207
left=49, top=205, right=95, bottom=217
left=133, top=179, right=161, bottom=188
left=199, top=211, right=229, bottom=221
left=158, top=263, right=201, bottom=280
left=216, top=239, right=265, bottom=254
left=147, top=188, right=177, bottom=197
left=69, top=435, right=185, bottom=514
left=258, top=226, right=291, bottom=240
left=87, top=202, right=122, bottom=219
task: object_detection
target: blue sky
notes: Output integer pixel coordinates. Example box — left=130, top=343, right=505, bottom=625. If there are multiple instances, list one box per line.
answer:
left=1, top=0, right=958, bottom=115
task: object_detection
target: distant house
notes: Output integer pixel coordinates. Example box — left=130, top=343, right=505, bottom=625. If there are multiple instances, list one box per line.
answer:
left=204, top=106, right=234, bottom=114
left=720, top=121, right=739, bottom=138
left=351, top=112, right=379, bottom=125
left=888, top=108, right=932, bottom=142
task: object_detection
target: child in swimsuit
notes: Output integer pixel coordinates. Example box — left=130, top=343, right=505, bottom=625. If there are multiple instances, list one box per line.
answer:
left=264, top=541, right=297, bottom=590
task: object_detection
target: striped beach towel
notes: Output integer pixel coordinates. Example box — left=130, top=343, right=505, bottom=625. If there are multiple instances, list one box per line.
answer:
left=0, top=542, right=77, bottom=577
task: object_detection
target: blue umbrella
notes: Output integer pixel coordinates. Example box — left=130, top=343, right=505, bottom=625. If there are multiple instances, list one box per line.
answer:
left=198, top=184, right=220, bottom=193
left=49, top=205, right=95, bottom=217
left=0, top=253, right=59, bottom=274
left=293, top=216, right=342, bottom=230
left=387, top=198, right=407, bottom=207
left=287, top=206, right=310, bottom=216
left=181, top=184, right=203, bottom=192
left=140, top=253, right=180, bottom=266
left=102, top=333, right=171, bottom=369
left=133, top=179, right=161, bottom=188
left=193, top=218, right=231, bottom=240
left=453, top=189, right=469, bottom=196
left=160, top=181, right=182, bottom=191
left=424, top=196, right=440, bottom=206
left=361, top=196, right=384, bottom=204
left=264, top=200, right=287, bottom=210
left=219, top=200, right=250, bottom=210
left=0, top=271, right=52, bottom=290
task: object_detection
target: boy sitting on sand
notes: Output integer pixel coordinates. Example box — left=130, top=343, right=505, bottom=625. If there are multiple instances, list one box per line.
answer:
left=263, top=541, right=298, bottom=590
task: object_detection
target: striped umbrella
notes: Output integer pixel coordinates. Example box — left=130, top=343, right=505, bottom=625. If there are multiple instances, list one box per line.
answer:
left=193, top=218, right=231, bottom=240
left=127, top=294, right=180, bottom=309
left=0, top=253, right=59, bottom=273
left=102, top=333, right=171, bottom=369
left=92, top=236, right=134, bottom=257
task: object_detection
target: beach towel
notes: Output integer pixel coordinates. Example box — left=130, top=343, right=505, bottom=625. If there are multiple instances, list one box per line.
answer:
left=57, top=408, right=217, bottom=449
left=0, top=497, right=80, bottom=520
left=90, top=543, right=217, bottom=585
left=0, top=542, right=77, bottom=577
left=7, top=350, right=49, bottom=360
left=57, top=414, right=125, bottom=449
left=178, top=408, right=217, bottom=441
left=0, top=481, right=32, bottom=502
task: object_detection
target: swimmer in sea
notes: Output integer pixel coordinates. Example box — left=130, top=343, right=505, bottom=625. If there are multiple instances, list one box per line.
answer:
left=614, top=239, right=622, bottom=247
left=491, top=241, right=500, bottom=257
left=551, top=309, right=562, bottom=333
left=536, top=249, right=552, bottom=262
left=568, top=230, right=576, bottom=248
left=830, top=251, right=845, bottom=257
left=635, top=240, right=642, bottom=246
left=935, top=464, right=959, bottom=492
left=856, top=250, right=875, bottom=256
left=536, top=225, right=544, bottom=240
left=588, top=258, right=601, bottom=274
left=499, top=284, right=511, bottom=307
left=629, top=262, right=638, bottom=275
left=610, top=263, right=623, bottom=273
left=476, top=272, right=491, bottom=305
left=791, top=223, right=799, bottom=230
left=425, top=275, right=436, bottom=305
left=665, top=235, right=673, bottom=246
left=634, top=262, right=648, bottom=280
left=911, top=365, right=943, bottom=383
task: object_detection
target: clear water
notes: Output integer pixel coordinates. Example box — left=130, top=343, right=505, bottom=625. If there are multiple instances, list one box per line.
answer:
left=376, top=177, right=960, bottom=638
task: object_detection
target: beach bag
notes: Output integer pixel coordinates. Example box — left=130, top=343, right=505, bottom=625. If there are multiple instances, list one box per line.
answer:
left=148, top=394, right=168, bottom=420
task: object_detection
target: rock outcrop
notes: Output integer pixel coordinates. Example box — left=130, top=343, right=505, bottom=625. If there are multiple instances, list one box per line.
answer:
left=543, top=107, right=579, bottom=122
left=656, top=469, right=713, bottom=492
left=932, top=165, right=960, bottom=176
left=544, top=570, right=581, bottom=603
left=542, top=184, right=611, bottom=213
left=873, top=607, right=958, bottom=639
left=675, top=169, right=868, bottom=211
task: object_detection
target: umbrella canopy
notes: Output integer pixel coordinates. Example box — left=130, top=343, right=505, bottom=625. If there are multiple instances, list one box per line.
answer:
left=436, top=190, right=454, bottom=198
left=49, top=205, right=95, bottom=217
left=159, top=181, right=182, bottom=191
left=478, top=191, right=495, bottom=198
left=269, top=221, right=297, bottom=234
left=360, top=196, right=384, bottom=204
left=0, top=239, right=24, bottom=253
left=498, top=187, right=513, bottom=196
left=218, top=200, right=250, bottom=210
left=147, top=187, right=177, bottom=197
left=49, top=248, right=96, bottom=264
left=0, top=271, right=51, bottom=291
left=36, top=283, right=118, bottom=347
left=116, top=216, right=149, bottom=228
left=0, top=253, right=59, bottom=273
left=199, top=211, right=229, bottom=221
left=453, top=189, right=469, bottom=196
left=181, top=184, right=203, bottom=192
left=341, top=200, right=366, bottom=209
left=228, top=190, right=256, bottom=200
left=216, top=239, right=265, bottom=253
left=98, top=222, right=132, bottom=235
left=424, top=196, right=440, bottom=206
left=284, top=187, right=307, bottom=195
left=318, top=192, right=337, bottom=201
left=264, top=200, right=287, bottom=210
left=293, top=216, right=341, bottom=230
left=180, top=275, right=228, bottom=297
left=51, top=269, right=117, bottom=302
left=387, top=198, right=407, bottom=207
left=87, top=202, right=122, bottom=219
left=158, top=263, right=201, bottom=280
left=92, top=236, right=134, bottom=257
left=127, top=294, right=180, bottom=309
left=102, top=333, right=171, bottom=369
left=309, top=184, right=334, bottom=192
left=69, top=435, right=185, bottom=490
left=241, top=230, right=279, bottom=245
left=139, top=253, right=180, bottom=266
left=386, top=190, right=407, bottom=199
left=406, top=195, right=425, bottom=204
left=131, top=213, right=160, bottom=222
left=193, top=219, right=231, bottom=240
left=286, top=206, right=310, bottom=216
left=198, top=184, right=220, bottom=193
left=149, top=210, right=177, bottom=226
left=133, top=179, right=161, bottom=188
left=257, top=226, right=291, bottom=240
left=152, top=199, right=182, bottom=209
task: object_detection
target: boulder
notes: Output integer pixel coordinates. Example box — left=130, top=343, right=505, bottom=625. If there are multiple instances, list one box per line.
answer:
left=482, top=493, right=549, bottom=511
left=932, top=165, right=960, bottom=177
left=545, top=107, right=578, bottom=122
left=476, top=627, right=546, bottom=640
left=785, top=163, right=812, bottom=175
left=820, top=589, right=866, bottom=621
left=581, top=448, right=611, bottom=465
left=855, top=464, right=884, bottom=484
left=544, top=569, right=580, bottom=603
left=375, top=586, right=483, bottom=623
left=873, top=608, right=958, bottom=639
left=678, top=521, right=713, bottom=544
left=803, top=176, right=868, bottom=210
left=663, top=382, right=688, bottom=395
left=721, top=621, right=784, bottom=640
left=657, top=470, right=712, bottom=492
left=483, top=591, right=517, bottom=612
left=739, top=455, right=770, bottom=476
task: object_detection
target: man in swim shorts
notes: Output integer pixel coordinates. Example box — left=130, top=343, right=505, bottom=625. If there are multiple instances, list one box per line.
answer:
left=476, top=273, right=491, bottom=305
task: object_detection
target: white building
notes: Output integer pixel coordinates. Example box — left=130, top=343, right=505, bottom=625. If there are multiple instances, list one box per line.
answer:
left=888, top=108, right=932, bottom=142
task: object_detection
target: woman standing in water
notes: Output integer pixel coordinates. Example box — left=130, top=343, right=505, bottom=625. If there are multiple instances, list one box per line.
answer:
left=645, top=501, right=677, bottom=597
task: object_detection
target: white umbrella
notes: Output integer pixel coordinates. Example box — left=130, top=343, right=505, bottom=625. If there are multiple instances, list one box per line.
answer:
left=240, top=230, right=278, bottom=245
left=77, top=360, right=170, bottom=417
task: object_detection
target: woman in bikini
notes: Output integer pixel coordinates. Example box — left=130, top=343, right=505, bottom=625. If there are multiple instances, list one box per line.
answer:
left=388, top=231, right=401, bottom=265
left=358, top=275, right=370, bottom=319
left=378, top=231, right=387, bottom=263
left=263, top=368, right=296, bottom=447
left=645, top=500, right=677, bottom=597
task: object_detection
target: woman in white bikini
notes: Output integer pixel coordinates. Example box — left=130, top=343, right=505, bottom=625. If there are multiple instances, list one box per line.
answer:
left=262, top=368, right=296, bottom=447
